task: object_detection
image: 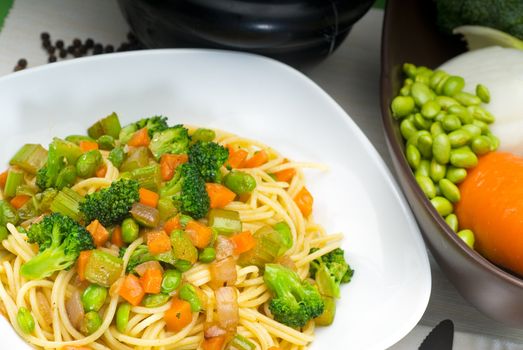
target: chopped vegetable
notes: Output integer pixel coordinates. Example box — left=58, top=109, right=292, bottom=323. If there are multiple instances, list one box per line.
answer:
left=226, top=147, right=248, bottom=169
left=208, top=208, right=242, bottom=235
left=215, top=286, right=239, bottom=331
left=188, top=141, right=229, bottom=183
left=164, top=216, right=181, bottom=235
left=158, top=197, right=178, bottom=222
left=170, top=229, right=198, bottom=264
left=164, top=298, right=192, bottom=332
left=146, top=230, right=172, bottom=254
left=17, top=307, right=35, bottom=334
left=179, top=284, right=201, bottom=312
left=108, top=146, right=125, bottom=168
left=82, top=284, right=108, bottom=312
left=88, top=112, right=122, bottom=139
left=160, top=153, right=188, bottom=181
left=111, top=226, right=124, bottom=247
left=244, top=150, right=268, bottom=168
left=50, top=187, right=84, bottom=222
left=119, top=274, right=145, bottom=306
left=130, top=202, right=160, bottom=228
left=209, top=256, right=237, bottom=289
left=120, top=147, right=150, bottom=172
left=191, top=128, right=216, bottom=142
left=230, top=231, right=256, bottom=255
left=116, top=303, right=131, bottom=333
left=139, top=187, right=159, bottom=208
left=131, top=165, right=162, bottom=192
left=36, top=138, right=82, bottom=190
left=139, top=268, right=163, bottom=294
left=9, top=144, right=47, bottom=174
left=4, top=169, right=24, bottom=198
left=119, top=116, right=168, bottom=144
left=77, top=250, right=92, bottom=281
left=202, top=336, right=226, bottom=350
left=185, top=220, right=212, bottom=249
left=84, top=250, right=123, bottom=287
left=294, top=187, right=313, bottom=217
left=274, top=167, right=296, bottom=183
left=227, top=334, right=255, bottom=350
left=10, top=195, right=30, bottom=210
left=314, top=296, right=336, bottom=326
left=223, top=171, right=256, bottom=195
left=128, top=127, right=150, bottom=147
left=148, top=125, right=190, bottom=160
left=206, top=183, right=236, bottom=209
left=121, top=218, right=139, bottom=244
left=86, top=220, right=110, bottom=248
left=142, top=293, right=170, bottom=307
left=0, top=171, right=7, bottom=189
left=238, top=224, right=291, bottom=268
left=309, top=248, right=353, bottom=299
left=95, top=164, right=107, bottom=178
left=161, top=269, right=182, bottom=295
left=79, top=141, right=99, bottom=153
left=76, top=150, right=103, bottom=178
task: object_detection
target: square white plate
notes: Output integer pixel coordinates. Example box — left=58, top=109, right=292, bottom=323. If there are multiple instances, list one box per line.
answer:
left=0, top=49, right=430, bottom=350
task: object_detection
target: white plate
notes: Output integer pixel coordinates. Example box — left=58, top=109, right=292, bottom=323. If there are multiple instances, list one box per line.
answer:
left=0, top=49, right=430, bottom=350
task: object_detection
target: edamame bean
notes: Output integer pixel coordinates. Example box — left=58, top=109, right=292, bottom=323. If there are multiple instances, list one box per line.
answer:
left=434, top=111, right=446, bottom=122
left=462, top=124, right=481, bottom=138
left=450, top=147, right=478, bottom=168
left=458, top=229, right=475, bottom=249
left=199, top=247, right=216, bottom=263
left=411, top=82, right=433, bottom=107
left=17, top=307, right=34, bottom=334
left=470, top=136, right=491, bottom=155
left=82, top=284, right=108, bottom=312
left=84, top=311, right=102, bottom=335
left=442, top=76, right=465, bottom=96
left=421, top=100, right=441, bottom=119
left=445, top=214, right=459, bottom=232
left=430, top=196, right=453, bottom=216
left=174, top=259, right=192, bottom=272
left=430, top=159, right=446, bottom=182
left=179, top=284, right=201, bottom=312
left=56, top=165, right=77, bottom=189
left=400, top=119, right=418, bottom=140
left=430, top=121, right=444, bottom=137
left=432, top=133, right=451, bottom=164
left=97, top=135, right=115, bottom=150
left=116, top=303, right=131, bottom=333
left=192, top=128, right=216, bottom=142
left=454, top=92, right=481, bottom=106
left=413, top=113, right=431, bottom=130
left=415, top=160, right=431, bottom=178
left=485, top=132, right=499, bottom=151
left=435, top=75, right=449, bottom=95
left=476, top=84, right=490, bottom=103
left=76, top=150, right=103, bottom=178
left=416, top=175, right=436, bottom=199
left=223, top=171, right=257, bottom=195
left=446, top=166, right=467, bottom=184
left=417, top=134, right=433, bottom=159
left=142, top=293, right=170, bottom=308
left=439, top=179, right=461, bottom=203
left=448, top=129, right=471, bottom=148
left=403, top=63, right=417, bottom=78
left=121, top=217, right=139, bottom=243
left=108, top=146, right=125, bottom=168
left=391, top=96, right=415, bottom=119
left=400, top=86, right=410, bottom=96
left=435, top=95, right=458, bottom=110
left=448, top=105, right=473, bottom=124
left=161, top=269, right=182, bottom=294
left=441, top=114, right=461, bottom=132
left=404, top=78, right=414, bottom=86
left=429, top=70, right=448, bottom=90
left=469, top=106, right=495, bottom=124
left=406, top=144, right=421, bottom=169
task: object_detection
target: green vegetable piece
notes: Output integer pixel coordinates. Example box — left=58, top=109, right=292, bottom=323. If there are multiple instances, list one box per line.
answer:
left=82, top=284, right=108, bottom=312
left=191, top=128, right=216, bottom=142
left=314, top=296, right=336, bottom=327
left=458, top=229, right=475, bottom=249
left=65, top=135, right=95, bottom=144
left=415, top=160, right=431, bottom=178
left=469, top=106, right=495, bottom=124
left=120, top=147, right=150, bottom=172
left=238, top=224, right=292, bottom=268
left=83, top=311, right=103, bottom=335
left=157, top=197, right=177, bottom=221
left=472, top=120, right=488, bottom=134
left=400, top=119, right=418, bottom=140
left=403, top=63, right=417, bottom=78
left=273, top=221, right=293, bottom=254
left=429, top=70, right=448, bottom=90
left=410, top=82, right=433, bottom=107
left=17, top=307, right=35, bottom=334
left=77, top=150, right=103, bottom=178
left=50, top=187, right=84, bottom=222
left=0, top=200, right=19, bottom=229
left=188, top=141, right=229, bottom=183
left=97, top=135, right=115, bottom=150
left=161, top=269, right=182, bottom=294
left=179, top=284, right=201, bottom=312
left=174, top=259, right=192, bottom=272
left=84, top=250, right=123, bottom=287
left=391, top=96, right=415, bottom=119
left=445, top=214, right=459, bottom=232
left=430, top=121, right=445, bottom=137
left=413, top=113, right=431, bottom=130
left=199, top=247, right=216, bottom=263
left=430, top=196, right=453, bottom=216
left=88, top=112, right=122, bottom=139
left=450, top=147, right=478, bottom=168
left=421, top=100, right=441, bottom=119
left=448, top=105, right=473, bottom=124
left=417, top=133, right=433, bottom=159
left=441, top=114, right=461, bottom=132
left=121, top=218, right=139, bottom=243
left=446, top=166, right=467, bottom=184
left=148, top=125, right=190, bottom=160
left=416, top=175, right=437, bottom=199
left=0, top=227, right=8, bottom=241
left=4, top=169, right=25, bottom=198
left=142, top=293, right=170, bottom=308
left=223, top=171, right=256, bottom=195
left=406, top=144, right=421, bottom=169
left=400, top=86, right=410, bottom=96
left=55, top=165, right=77, bottom=190
left=226, top=334, right=256, bottom=350
left=170, top=229, right=198, bottom=264
left=432, top=134, right=451, bottom=164
left=108, top=146, right=126, bottom=168
left=442, top=76, right=465, bottom=96
left=116, top=303, right=131, bottom=333
left=462, top=124, right=481, bottom=139
left=208, top=208, right=242, bottom=235
left=119, top=116, right=168, bottom=144
left=130, top=202, right=160, bottom=228
left=448, top=129, right=471, bottom=148
left=454, top=92, right=481, bottom=106
left=476, top=84, right=490, bottom=103
left=130, top=164, right=162, bottom=192
left=434, top=95, right=457, bottom=109
left=9, top=144, right=48, bottom=175
left=439, top=179, right=461, bottom=203
left=470, top=136, right=492, bottom=156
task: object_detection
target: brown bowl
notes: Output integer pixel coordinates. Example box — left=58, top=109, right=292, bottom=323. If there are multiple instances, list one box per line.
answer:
left=380, top=0, right=523, bottom=326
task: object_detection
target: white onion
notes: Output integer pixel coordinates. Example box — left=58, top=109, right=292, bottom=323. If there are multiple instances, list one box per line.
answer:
left=215, top=286, right=239, bottom=331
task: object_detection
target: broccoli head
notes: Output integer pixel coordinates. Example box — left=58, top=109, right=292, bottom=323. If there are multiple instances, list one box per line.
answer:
left=264, top=263, right=324, bottom=328
left=21, top=213, right=95, bottom=279
left=119, top=116, right=169, bottom=144
left=148, top=125, right=190, bottom=160
left=79, top=179, right=139, bottom=226
left=160, top=163, right=210, bottom=219
left=309, top=248, right=353, bottom=298
left=188, top=141, right=229, bottom=182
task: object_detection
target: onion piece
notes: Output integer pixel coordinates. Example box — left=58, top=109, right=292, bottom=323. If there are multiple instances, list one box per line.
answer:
left=204, top=323, right=227, bottom=338
left=215, top=286, right=239, bottom=332
left=36, top=291, right=53, bottom=325
left=66, top=289, right=84, bottom=330
left=215, top=235, right=234, bottom=261
left=134, top=260, right=163, bottom=277
left=209, top=256, right=237, bottom=289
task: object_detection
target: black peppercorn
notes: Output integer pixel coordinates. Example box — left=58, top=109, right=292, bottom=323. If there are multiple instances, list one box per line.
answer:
left=73, top=38, right=81, bottom=47
left=55, top=40, right=64, bottom=49
left=40, top=32, right=50, bottom=41
left=48, top=55, right=57, bottom=63
left=85, top=38, right=94, bottom=48
left=104, top=45, right=114, bottom=53
left=17, top=58, right=27, bottom=68
left=67, top=45, right=75, bottom=54
left=59, top=49, right=67, bottom=58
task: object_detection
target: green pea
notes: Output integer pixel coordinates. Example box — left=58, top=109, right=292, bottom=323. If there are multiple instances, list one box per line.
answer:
left=76, top=150, right=103, bottom=178
left=97, top=135, right=115, bottom=150
left=413, top=113, right=431, bottom=130
left=400, top=119, right=418, bottom=140
left=192, top=128, right=216, bottom=142
left=223, top=171, right=256, bottom=195
left=82, top=284, right=108, bottom=312
left=415, top=160, right=431, bottom=178
left=416, top=175, right=436, bottom=199
left=450, top=147, right=478, bottom=168
left=462, top=124, right=481, bottom=139
left=485, top=132, right=500, bottom=151
left=84, top=311, right=102, bottom=335
left=432, top=134, right=451, bottom=164
left=174, top=259, right=192, bottom=272
left=406, top=144, right=421, bottom=169
left=454, top=92, right=481, bottom=106
left=430, top=159, right=446, bottom=182
left=17, top=307, right=35, bottom=334
left=442, top=76, right=465, bottom=96
left=161, top=269, right=182, bottom=294
left=470, top=136, right=492, bottom=156
left=417, top=134, right=433, bottom=159
left=448, top=105, right=473, bottom=124
left=199, top=247, right=216, bottom=263
left=108, top=146, right=125, bottom=168
left=116, top=303, right=131, bottom=333
left=441, top=114, right=461, bottom=132
left=430, top=196, right=453, bottom=216
left=446, top=166, right=467, bottom=184
left=458, top=229, right=475, bottom=249
left=434, top=111, right=446, bottom=122
left=469, top=106, right=495, bottom=124
left=121, top=217, right=139, bottom=243
left=142, top=293, right=170, bottom=308
left=403, top=63, right=417, bottom=78
left=430, top=121, right=444, bottom=137
left=421, top=100, right=441, bottom=119
left=476, top=84, right=490, bottom=103
left=391, top=96, right=415, bottom=119
left=445, top=214, right=459, bottom=232
left=439, top=179, right=461, bottom=203
left=410, top=82, right=433, bottom=107
left=448, top=129, right=471, bottom=148
left=429, top=70, right=448, bottom=90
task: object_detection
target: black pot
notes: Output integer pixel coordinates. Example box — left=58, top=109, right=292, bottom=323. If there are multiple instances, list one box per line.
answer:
left=118, top=0, right=374, bottom=65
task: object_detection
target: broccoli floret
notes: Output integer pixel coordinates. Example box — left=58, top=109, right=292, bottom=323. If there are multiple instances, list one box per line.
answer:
left=188, top=141, right=229, bottom=182
left=79, top=179, right=139, bottom=226
left=309, top=248, right=353, bottom=299
left=20, top=213, right=95, bottom=279
left=119, top=116, right=169, bottom=144
left=36, top=138, right=83, bottom=190
left=148, top=125, right=190, bottom=160
left=160, top=163, right=210, bottom=219
left=436, top=0, right=523, bottom=40
left=264, top=263, right=324, bottom=328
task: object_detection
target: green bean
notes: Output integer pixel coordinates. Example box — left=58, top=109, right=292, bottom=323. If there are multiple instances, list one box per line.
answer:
left=415, top=175, right=436, bottom=199
left=430, top=159, right=446, bottom=182
left=441, top=114, right=461, bottom=132
left=421, top=100, right=441, bottom=119
left=445, top=214, right=459, bottom=232
left=179, top=284, right=201, bottom=312
left=417, top=134, right=433, bottom=159
left=97, top=135, right=115, bottom=150
left=191, top=128, right=216, bottom=142
left=413, top=113, right=431, bottom=130
left=430, top=196, right=453, bottom=216
left=415, top=160, right=431, bottom=178
left=448, top=105, right=473, bottom=124
left=391, top=96, right=415, bottom=119
left=142, top=293, right=170, bottom=308
left=469, top=106, right=495, bottom=124
left=450, top=147, right=478, bottom=168
left=410, top=82, right=433, bottom=107
left=462, top=124, right=481, bottom=139
left=457, top=229, right=475, bottom=249
left=430, top=121, right=445, bottom=137
left=442, top=76, right=465, bottom=96
left=432, top=134, right=451, bottom=164
left=439, top=179, right=461, bottom=203
left=454, top=92, right=481, bottom=106
left=223, top=171, right=257, bottom=195
left=82, top=284, right=108, bottom=312
left=400, top=119, right=418, bottom=140
left=76, top=150, right=103, bottom=178
left=470, top=136, right=492, bottom=155
left=429, top=70, right=448, bottom=90
left=199, top=247, right=216, bottom=263
left=121, top=217, right=139, bottom=243
left=476, top=84, right=490, bottom=103
left=161, top=269, right=182, bottom=294
left=406, top=144, right=421, bottom=169
left=446, top=166, right=467, bottom=184
left=448, top=129, right=471, bottom=148
left=403, top=63, right=417, bottom=78
left=116, top=303, right=131, bottom=333
left=17, top=307, right=35, bottom=334
left=84, top=311, right=102, bottom=335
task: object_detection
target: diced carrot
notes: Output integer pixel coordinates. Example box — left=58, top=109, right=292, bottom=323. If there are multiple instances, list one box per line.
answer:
left=139, top=187, right=159, bottom=208
left=0, top=171, right=8, bottom=189
left=164, top=216, right=181, bottom=235
left=202, top=335, right=226, bottom=350
left=244, top=150, right=268, bottom=168
left=146, top=230, right=172, bottom=254
left=274, top=167, right=296, bottom=182
left=10, top=195, right=31, bottom=209
left=95, top=164, right=107, bottom=178
left=61, top=346, right=92, bottom=350
left=160, top=154, right=188, bottom=181
left=139, top=268, right=163, bottom=294
left=226, top=146, right=248, bottom=169
left=185, top=220, right=212, bottom=249
left=77, top=250, right=92, bottom=281
left=111, top=226, right=123, bottom=247
left=128, top=127, right=150, bottom=147
left=119, top=274, right=145, bottom=306
left=79, top=140, right=99, bottom=152
left=164, top=298, right=192, bottom=332
left=294, top=187, right=313, bottom=217
left=206, top=183, right=236, bottom=209
left=86, top=219, right=110, bottom=247
left=230, top=231, right=256, bottom=255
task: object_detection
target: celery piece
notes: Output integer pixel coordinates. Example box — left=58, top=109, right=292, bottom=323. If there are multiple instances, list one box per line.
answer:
left=18, top=198, right=38, bottom=222
left=50, top=187, right=84, bottom=221
left=84, top=250, right=123, bottom=287
left=35, top=188, right=58, bottom=213
left=0, top=200, right=19, bottom=227
left=315, top=263, right=339, bottom=298
left=157, top=197, right=177, bottom=221
left=238, top=225, right=281, bottom=268
left=120, top=147, right=150, bottom=172
left=226, top=334, right=255, bottom=350
left=170, top=229, right=197, bottom=264
left=4, top=169, right=25, bottom=197
left=9, top=144, right=48, bottom=175
left=130, top=164, right=161, bottom=192
left=51, top=138, right=82, bottom=166
left=314, top=296, right=336, bottom=326
left=65, top=135, right=95, bottom=144
left=88, top=113, right=122, bottom=139
left=208, top=208, right=241, bottom=235
left=15, top=184, right=37, bottom=197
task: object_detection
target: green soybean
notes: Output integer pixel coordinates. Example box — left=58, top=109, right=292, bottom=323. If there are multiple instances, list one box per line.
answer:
left=192, top=128, right=216, bottom=142
left=439, top=179, right=461, bottom=203
left=391, top=96, right=415, bottom=119
left=430, top=70, right=449, bottom=90
left=411, top=82, right=433, bottom=107
left=406, top=144, right=421, bottom=169
left=403, top=63, right=417, bottom=78
left=476, top=84, right=490, bottom=103
left=82, top=284, right=108, bottom=312
left=430, top=159, right=446, bottom=182
left=56, top=165, right=77, bottom=189
left=223, top=171, right=257, bottom=195
left=432, top=134, right=451, bottom=164
left=442, top=76, right=465, bottom=96
left=446, top=166, right=467, bottom=184
left=108, top=146, right=125, bottom=168
left=179, top=284, right=201, bottom=312
left=161, top=269, right=182, bottom=294
left=404, top=78, right=414, bottom=86
left=470, top=136, right=491, bottom=155
left=17, top=307, right=35, bottom=334
left=434, top=111, right=446, bottom=122
left=199, top=247, right=216, bottom=263
left=400, top=86, right=411, bottom=96
left=448, top=105, right=473, bottom=124
left=116, top=303, right=131, bottom=333
left=77, top=150, right=103, bottom=178
left=445, top=214, right=459, bottom=232
left=142, top=293, right=170, bottom=308
left=400, top=119, right=418, bottom=140
left=413, top=113, right=431, bottom=130
left=417, top=133, right=433, bottom=159
left=470, top=106, right=495, bottom=124
left=430, top=196, right=453, bottom=216
left=441, top=114, right=461, bottom=132
left=121, top=218, right=139, bottom=243
left=416, top=175, right=436, bottom=199
left=430, top=121, right=445, bottom=137
left=84, top=311, right=102, bottom=335
left=458, top=229, right=475, bottom=249
left=174, top=259, right=192, bottom=272
left=454, top=92, right=481, bottom=106
left=462, top=124, right=481, bottom=138
left=421, top=100, right=441, bottom=119
left=485, top=133, right=500, bottom=151
left=472, top=120, right=489, bottom=134
left=450, top=147, right=478, bottom=168
left=448, top=129, right=471, bottom=148
left=97, top=135, right=115, bottom=150
left=415, top=160, right=431, bottom=178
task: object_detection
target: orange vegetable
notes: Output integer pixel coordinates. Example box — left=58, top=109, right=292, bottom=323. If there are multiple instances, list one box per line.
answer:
left=119, top=274, right=145, bottom=306
left=111, top=226, right=123, bottom=247
left=244, top=150, right=268, bottom=168
left=0, top=171, right=7, bottom=189
left=164, top=216, right=181, bottom=235
left=227, top=146, right=248, bottom=169
left=139, top=268, right=163, bottom=294
left=146, top=230, right=172, bottom=254
left=456, top=152, right=523, bottom=276
left=202, top=336, right=226, bottom=350
left=77, top=250, right=92, bottom=281
left=185, top=220, right=213, bottom=249
left=79, top=141, right=99, bottom=152
left=86, top=219, right=110, bottom=247
left=139, top=187, right=159, bottom=208
left=294, top=187, right=313, bottom=217
left=10, top=195, right=30, bottom=209
left=230, top=231, right=256, bottom=255
left=206, top=183, right=236, bottom=209
left=128, top=127, right=150, bottom=147
left=274, top=167, right=296, bottom=182
left=160, top=154, right=188, bottom=181
left=164, top=298, right=192, bottom=332
left=95, top=164, right=107, bottom=178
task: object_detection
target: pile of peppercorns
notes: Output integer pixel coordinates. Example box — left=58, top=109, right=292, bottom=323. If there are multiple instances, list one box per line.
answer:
left=13, top=31, right=144, bottom=72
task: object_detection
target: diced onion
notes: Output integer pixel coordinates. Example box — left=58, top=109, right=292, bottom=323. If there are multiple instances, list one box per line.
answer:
left=215, top=236, right=234, bottom=261
left=215, top=286, right=239, bottom=331
left=209, top=256, right=237, bottom=289
left=66, top=289, right=84, bottom=329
